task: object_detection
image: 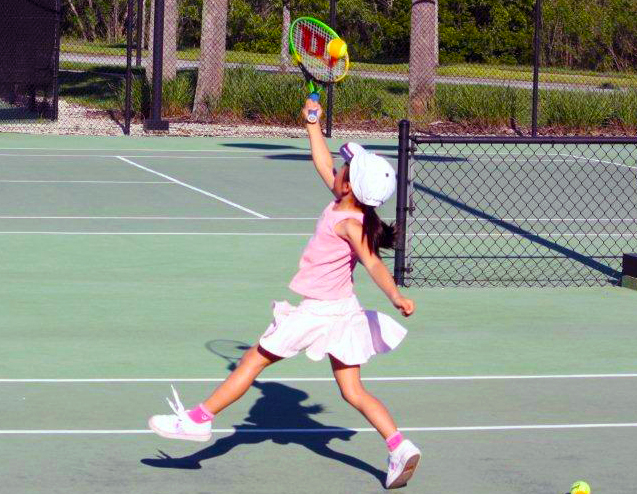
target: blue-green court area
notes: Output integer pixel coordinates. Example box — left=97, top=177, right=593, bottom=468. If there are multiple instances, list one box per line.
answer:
left=0, top=134, right=636, bottom=494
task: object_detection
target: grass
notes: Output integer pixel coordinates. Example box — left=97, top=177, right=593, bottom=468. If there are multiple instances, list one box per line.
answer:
left=58, top=70, right=122, bottom=110
left=437, top=64, right=637, bottom=89
left=203, top=69, right=405, bottom=125
left=56, top=65, right=637, bottom=133
left=60, top=38, right=637, bottom=89
left=434, top=84, right=531, bottom=128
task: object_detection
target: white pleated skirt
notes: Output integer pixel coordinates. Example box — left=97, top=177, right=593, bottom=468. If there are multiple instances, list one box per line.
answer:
left=258, top=295, right=407, bottom=366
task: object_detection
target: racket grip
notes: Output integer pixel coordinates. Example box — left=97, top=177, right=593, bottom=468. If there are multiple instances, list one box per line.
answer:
left=307, top=92, right=320, bottom=124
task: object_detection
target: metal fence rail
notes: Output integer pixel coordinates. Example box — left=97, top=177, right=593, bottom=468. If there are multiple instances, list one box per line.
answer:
left=394, top=123, right=637, bottom=286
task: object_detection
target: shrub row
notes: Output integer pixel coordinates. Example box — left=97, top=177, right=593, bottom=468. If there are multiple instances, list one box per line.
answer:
left=115, top=68, right=637, bottom=132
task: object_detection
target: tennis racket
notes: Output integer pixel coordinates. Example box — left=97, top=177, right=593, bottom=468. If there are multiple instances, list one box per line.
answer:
left=205, top=339, right=251, bottom=371
left=289, top=17, right=350, bottom=124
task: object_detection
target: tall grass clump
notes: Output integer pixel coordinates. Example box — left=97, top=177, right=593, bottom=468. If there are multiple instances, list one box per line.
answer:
left=116, top=72, right=194, bottom=118
left=116, top=75, right=150, bottom=117
left=205, top=67, right=405, bottom=126
left=610, top=89, right=637, bottom=130
left=207, top=67, right=305, bottom=124
left=435, top=84, right=530, bottom=127
left=333, top=76, right=406, bottom=125
left=540, top=90, right=614, bottom=130
left=161, top=72, right=196, bottom=117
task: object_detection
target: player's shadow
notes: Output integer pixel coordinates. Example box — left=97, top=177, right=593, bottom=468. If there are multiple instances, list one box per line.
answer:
left=141, top=379, right=386, bottom=485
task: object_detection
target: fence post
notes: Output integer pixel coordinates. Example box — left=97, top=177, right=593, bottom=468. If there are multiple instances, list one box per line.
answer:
left=394, top=119, right=410, bottom=286
left=136, top=0, right=143, bottom=66
left=144, top=0, right=169, bottom=131
left=124, top=0, right=134, bottom=135
left=325, top=0, right=336, bottom=138
left=51, top=0, right=61, bottom=121
left=531, top=0, right=542, bottom=136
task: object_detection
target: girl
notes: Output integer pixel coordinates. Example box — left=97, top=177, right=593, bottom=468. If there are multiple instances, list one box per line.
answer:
left=149, top=99, right=421, bottom=489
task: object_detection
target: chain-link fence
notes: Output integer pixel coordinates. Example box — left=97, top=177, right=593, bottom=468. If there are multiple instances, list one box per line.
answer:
left=394, top=131, right=637, bottom=286
left=1, top=0, right=636, bottom=136
left=409, top=0, right=637, bottom=137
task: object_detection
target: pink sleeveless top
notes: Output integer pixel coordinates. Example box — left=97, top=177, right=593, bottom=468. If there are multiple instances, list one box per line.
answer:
left=289, top=201, right=364, bottom=300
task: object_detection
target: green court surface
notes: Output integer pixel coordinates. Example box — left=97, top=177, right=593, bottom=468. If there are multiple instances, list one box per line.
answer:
left=1, top=134, right=636, bottom=494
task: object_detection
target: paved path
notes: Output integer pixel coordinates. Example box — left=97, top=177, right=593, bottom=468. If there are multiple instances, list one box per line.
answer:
left=60, top=52, right=622, bottom=92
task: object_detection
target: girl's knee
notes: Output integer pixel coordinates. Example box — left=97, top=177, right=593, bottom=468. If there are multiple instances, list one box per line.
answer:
left=340, top=384, right=367, bottom=408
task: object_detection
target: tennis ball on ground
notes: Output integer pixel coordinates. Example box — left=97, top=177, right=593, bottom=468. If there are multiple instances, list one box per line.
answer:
left=570, top=481, right=590, bottom=494
left=327, top=38, right=347, bottom=59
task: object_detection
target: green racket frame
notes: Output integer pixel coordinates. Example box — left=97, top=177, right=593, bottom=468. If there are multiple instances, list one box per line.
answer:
left=288, top=16, right=349, bottom=123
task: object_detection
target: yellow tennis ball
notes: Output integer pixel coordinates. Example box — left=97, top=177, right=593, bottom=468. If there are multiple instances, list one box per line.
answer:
left=570, top=481, right=590, bottom=494
left=327, top=38, right=347, bottom=59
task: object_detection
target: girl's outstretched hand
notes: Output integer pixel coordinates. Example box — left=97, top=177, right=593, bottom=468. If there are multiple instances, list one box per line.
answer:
left=392, top=296, right=415, bottom=317
left=302, top=98, right=322, bottom=123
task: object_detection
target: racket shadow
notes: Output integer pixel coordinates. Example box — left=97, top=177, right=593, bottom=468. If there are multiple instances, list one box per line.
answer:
left=141, top=379, right=385, bottom=485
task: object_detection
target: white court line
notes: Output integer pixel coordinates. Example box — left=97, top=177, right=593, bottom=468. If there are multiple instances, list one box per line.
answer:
left=0, top=232, right=311, bottom=235
left=0, top=216, right=635, bottom=223
left=0, top=216, right=312, bottom=220
left=3, top=423, right=637, bottom=434
left=0, top=147, right=309, bottom=153
left=554, top=152, right=636, bottom=170
left=416, top=233, right=636, bottom=238
left=0, top=180, right=171, bottom=184
left=0, top=154, right=287, bottom=159
left=2, top=374, right=636, bottom=383
left=0, top=232, right=634, bottom=236
left=116, top=156, right=269, bottom=219
left=417, top=218, right=637, bottom=223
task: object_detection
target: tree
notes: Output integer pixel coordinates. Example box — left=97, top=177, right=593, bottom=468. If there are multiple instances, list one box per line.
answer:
left=146, top=0, right=178, bottom=82
left=409, top=0, right=438, bottom=119
left=192, top=0, right=229, bottom=119
left=280, top=0, right=291, bottom=71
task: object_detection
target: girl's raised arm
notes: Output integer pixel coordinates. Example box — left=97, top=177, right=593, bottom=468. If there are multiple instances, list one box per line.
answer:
left=303, top=99, right=336, bottom=195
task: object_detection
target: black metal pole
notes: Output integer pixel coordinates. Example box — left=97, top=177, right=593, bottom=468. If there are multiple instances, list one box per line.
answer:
left=125, top=0, right=134, bottom=135
left=51, top=0, right=61, bottom=121
left=325, top=0, right=336, bottom=137
left=531, top=0, right=542, bottom=137
left=394, top=119, right=410, bottom=286
left=136, top=0, right=143, bottom=66
left=144, top=0, right=169, bottom=131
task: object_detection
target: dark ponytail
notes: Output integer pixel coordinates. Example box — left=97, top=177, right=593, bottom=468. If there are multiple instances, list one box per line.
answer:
left=342, top=163, right=395, bottom=256
left=361, top=205, right=396, bottom=256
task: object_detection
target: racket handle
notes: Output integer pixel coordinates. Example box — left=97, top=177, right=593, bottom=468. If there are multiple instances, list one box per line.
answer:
left=307, top=92, right=320, bottom=124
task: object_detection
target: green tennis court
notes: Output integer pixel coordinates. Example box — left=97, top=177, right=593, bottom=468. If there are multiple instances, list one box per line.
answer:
left=1, top=133, right=636, bottom=494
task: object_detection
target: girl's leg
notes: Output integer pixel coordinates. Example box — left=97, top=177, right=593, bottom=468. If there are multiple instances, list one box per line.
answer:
left=329, top=355, right=397, bottom=439
left=203, top=345, right=282, bottom=415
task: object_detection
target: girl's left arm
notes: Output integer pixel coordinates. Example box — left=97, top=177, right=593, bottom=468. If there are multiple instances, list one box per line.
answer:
left=336, top=219, right=415, bottom=317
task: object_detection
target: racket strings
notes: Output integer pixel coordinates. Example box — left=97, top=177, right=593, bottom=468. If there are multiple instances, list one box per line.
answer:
left=292, top=20, right=347, bottom=82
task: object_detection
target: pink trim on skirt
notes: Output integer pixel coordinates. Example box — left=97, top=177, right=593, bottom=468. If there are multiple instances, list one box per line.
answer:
left=258, top=295, right=407, bottom=366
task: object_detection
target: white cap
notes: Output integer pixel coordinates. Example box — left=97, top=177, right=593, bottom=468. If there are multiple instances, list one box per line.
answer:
left=339, top=142, right=396, bottom=207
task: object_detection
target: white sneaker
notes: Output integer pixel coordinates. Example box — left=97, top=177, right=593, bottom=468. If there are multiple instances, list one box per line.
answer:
left=148, top=385, right=212, bottom=442
left=385, top=439, right=421, bottom=489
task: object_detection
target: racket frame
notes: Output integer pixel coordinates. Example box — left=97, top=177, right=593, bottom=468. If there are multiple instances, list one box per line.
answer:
left=288, top=16, right=349, bottom=123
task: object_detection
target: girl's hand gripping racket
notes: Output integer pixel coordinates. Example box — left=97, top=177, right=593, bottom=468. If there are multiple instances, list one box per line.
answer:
left=289, top=17, right=350, bottom=124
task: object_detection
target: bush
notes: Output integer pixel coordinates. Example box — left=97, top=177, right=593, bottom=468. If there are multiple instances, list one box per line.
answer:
left=611, top=89, right=637, bottom=129
left=110, top=65, right=636, bottom=132
left=540, top=90, right=614, bottom=130
left=435, top=84, right=530, bottom=127
left=207, top=67, right=306, bottom=123
left=116, top=72, right=194, bottom=118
